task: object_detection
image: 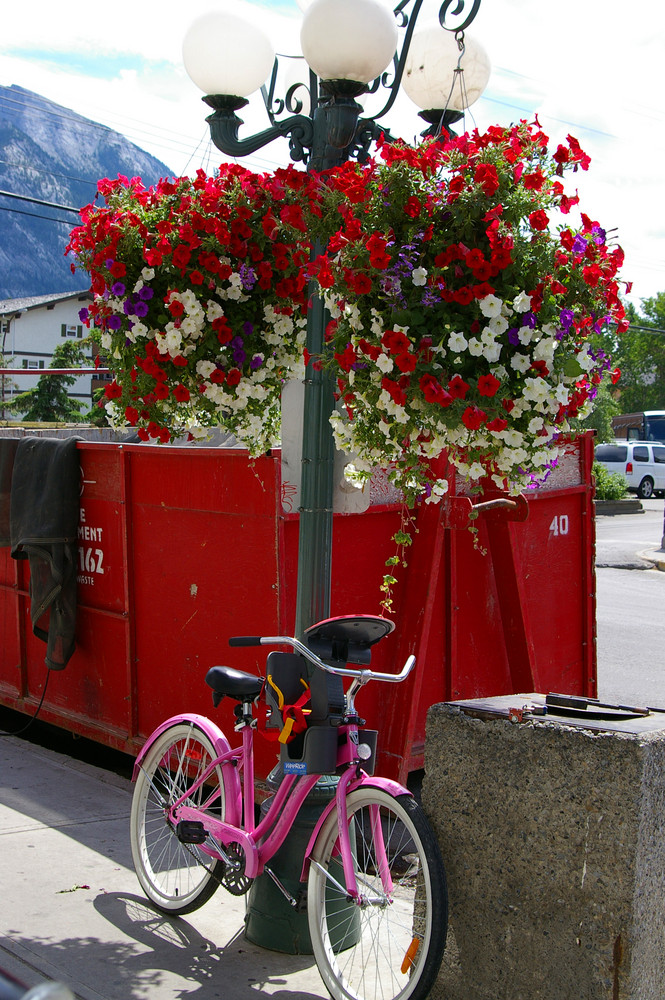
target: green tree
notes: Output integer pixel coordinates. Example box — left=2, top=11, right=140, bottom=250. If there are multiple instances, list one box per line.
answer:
left=6, top=340, right=89, bottom=422
left=0, top=353, right=18, bottom=421
left=610, top=294, right=665, bottom=413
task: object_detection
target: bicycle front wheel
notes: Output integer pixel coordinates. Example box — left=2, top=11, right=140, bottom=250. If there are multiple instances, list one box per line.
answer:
left=307, top=788, right=447, bottom=1000
left=130, top=723, right=227, bottom=915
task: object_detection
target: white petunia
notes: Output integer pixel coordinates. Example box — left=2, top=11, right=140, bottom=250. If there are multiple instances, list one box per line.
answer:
left=412, top=267, right=428, bottom=286
left=479, top=294, right=503, bottom=318
left=510, top=353, right=531, bottom=373
left=448, top=331, right=468, bottom=352
left=375, top=353, right=394, bottom=373
left=512, top=291, right=532, bottom=313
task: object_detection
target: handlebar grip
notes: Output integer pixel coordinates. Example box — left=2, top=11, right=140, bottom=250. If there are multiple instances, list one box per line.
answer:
left=229, top=636, right=263, bottom=647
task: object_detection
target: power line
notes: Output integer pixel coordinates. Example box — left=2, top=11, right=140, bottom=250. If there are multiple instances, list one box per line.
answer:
left=0, top=204, right=74, bottom=225
left=0, top=189, right=80, bottom=213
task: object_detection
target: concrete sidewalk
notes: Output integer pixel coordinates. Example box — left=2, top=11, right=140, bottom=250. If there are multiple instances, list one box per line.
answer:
left=0, top=735, right=327, bottom=1000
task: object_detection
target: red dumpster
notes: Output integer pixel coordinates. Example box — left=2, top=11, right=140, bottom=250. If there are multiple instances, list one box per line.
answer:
left=0, top=431, right=596, bottom=785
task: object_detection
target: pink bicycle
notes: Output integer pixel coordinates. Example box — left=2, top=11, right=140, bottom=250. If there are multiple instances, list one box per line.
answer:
left=129, top=614, right=447, bottom=1000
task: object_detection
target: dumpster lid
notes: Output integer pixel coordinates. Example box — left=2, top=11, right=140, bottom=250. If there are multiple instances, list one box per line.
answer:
left=445, top=693, right=665, bottom=735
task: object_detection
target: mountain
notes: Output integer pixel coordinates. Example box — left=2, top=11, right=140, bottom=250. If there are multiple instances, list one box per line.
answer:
left=0, top=85, right=173, bottom=299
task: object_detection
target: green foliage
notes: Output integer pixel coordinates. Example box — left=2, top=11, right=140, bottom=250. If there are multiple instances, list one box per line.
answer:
left=575, top=380, right=620, bottom=442
left=5, top=340, right=89, bottom=423
left=609, top=294, right=665, bottom=413
left=593, top=461, right=627, bottom=500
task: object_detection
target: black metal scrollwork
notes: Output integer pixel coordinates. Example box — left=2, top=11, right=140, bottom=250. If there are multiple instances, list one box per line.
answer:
left=438, top=0, right=482, bottom=33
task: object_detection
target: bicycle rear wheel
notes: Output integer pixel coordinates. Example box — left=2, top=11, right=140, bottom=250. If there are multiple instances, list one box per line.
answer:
left=130, top=723, right=226, bottom=915
left=307, top=788, right=447, bottom=1000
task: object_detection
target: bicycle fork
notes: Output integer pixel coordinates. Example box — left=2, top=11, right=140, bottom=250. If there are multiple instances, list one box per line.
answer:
left=309, top=767, right=394, bottom=908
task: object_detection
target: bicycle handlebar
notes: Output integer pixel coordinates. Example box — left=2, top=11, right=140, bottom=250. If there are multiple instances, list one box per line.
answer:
left=229, top=634, right=415, bottom=684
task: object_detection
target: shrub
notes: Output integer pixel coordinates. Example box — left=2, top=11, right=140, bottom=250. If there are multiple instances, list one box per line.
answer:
left=593, top=461, right=627, bottom=501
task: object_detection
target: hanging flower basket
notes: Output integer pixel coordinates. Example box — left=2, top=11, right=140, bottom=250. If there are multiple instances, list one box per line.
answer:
left=67, top=165, right=318, bottom=452
left=305, top=120, right=627, bottom=504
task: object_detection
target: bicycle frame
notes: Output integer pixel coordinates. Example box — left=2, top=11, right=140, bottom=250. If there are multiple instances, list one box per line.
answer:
left=133, top=710, right=409, bottom=898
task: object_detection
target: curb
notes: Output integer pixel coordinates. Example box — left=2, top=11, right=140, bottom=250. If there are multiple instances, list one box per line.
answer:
left=594, top=499, right=644, bottom=516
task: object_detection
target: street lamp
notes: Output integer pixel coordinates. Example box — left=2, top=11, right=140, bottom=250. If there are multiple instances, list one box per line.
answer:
left=182, top=0, right=489, bottom=634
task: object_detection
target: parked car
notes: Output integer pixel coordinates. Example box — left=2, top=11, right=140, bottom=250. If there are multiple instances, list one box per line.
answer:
left=594, top=441, right=665, bottom=499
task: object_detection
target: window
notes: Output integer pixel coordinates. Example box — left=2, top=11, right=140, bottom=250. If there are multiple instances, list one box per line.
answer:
left=21, top=360, right=44, bottom=370
left=595, top=445, right=627, bottom=462
left=653, top=447, right=665, bottom=464
left=0, top=320, right=9, bottom=336
left=61, top=323, right=83, bottom=338
left=633, top=446, right=649, bottom=463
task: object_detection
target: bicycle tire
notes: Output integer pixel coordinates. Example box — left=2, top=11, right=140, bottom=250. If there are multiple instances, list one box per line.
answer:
left=130, top=723, right=227, bottom=915
left=307, top=788, right=447, bottom=1000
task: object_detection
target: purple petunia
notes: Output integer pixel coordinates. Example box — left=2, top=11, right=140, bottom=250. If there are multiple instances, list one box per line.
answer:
left=107, top=315, right=122, bottom=330
left=239, top=265, right=257, bottom=291
left=250, top=355, right=263, bottom=370
left=138, top=286, right=154, bottom=301
left=111, top=281, right=126, bottom=297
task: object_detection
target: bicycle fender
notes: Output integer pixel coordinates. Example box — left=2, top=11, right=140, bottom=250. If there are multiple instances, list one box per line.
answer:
left=132, top=713, right=242, bottom=826
left=300, top=772, right=412, bottom=881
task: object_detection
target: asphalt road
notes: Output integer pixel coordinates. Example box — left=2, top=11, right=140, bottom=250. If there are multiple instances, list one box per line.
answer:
left=595, top=498, right=665, bottom=707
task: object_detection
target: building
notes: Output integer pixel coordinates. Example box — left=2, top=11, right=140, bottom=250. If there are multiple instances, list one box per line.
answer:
left=0, top=290, right=96, bottom=419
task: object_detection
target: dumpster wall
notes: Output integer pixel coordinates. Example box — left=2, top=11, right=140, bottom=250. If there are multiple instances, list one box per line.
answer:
left=0, top=433, right=597, bottom=783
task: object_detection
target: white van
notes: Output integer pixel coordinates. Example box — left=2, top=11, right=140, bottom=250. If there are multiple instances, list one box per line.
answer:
left=594, top=441, right=665, bottom=499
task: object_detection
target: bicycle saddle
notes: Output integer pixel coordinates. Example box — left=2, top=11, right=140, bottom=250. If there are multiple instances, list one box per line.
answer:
left=205, top=665, right=264, bottom=705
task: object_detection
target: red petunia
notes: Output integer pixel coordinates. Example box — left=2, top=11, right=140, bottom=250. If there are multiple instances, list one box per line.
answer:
left=486, top=417, right=508, bottom=432
left=104, top=381, right=122, bottom=399
left=173, top=384, right=191, bottom=402
left=419, top=374, right=452, bottom=407
left=529, top=210, right=549, bottom=232
left=382, top=329, right=411, bottom=354
left=474, top=163, right=499, bottom=197
left=461, top=405, right=487, bottom=430
left=477, top=373, right=501, bottom=397
left=395, top=352, right=417, bottom=373
left=403, top=196, right=422, bottom=219
left=381, top=377, right=407, bottom=406
left=448, top=375, right=470, bottom=399
left=334, top=344, right=357, bottom=372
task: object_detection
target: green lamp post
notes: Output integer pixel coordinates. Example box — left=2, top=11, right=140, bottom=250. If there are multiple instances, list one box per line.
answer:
left=182, top=0, right=490, bottom=636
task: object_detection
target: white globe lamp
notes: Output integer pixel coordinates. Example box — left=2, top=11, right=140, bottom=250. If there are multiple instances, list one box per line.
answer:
left=402, top=24, right=490, bottom=112
left=183, top=10, right=275, bottom=98
left=300, top=0, right=398, bottom=86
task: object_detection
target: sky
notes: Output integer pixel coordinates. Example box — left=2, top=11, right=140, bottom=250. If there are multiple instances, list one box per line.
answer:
left=1, top=0, right=664, bottom=310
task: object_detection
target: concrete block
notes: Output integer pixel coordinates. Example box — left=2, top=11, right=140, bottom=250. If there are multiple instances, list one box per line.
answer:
left=422, top=703, right=665, bottom=1000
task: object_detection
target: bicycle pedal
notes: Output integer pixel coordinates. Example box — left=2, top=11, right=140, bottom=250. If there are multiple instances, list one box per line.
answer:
left=176, top=820, right=207, bottom=844
left=295, top=890, right=307, bottom=914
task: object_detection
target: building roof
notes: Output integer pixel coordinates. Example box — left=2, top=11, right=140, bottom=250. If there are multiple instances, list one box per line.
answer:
left=0, top=290, right=92, bottom=316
